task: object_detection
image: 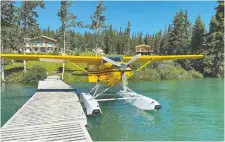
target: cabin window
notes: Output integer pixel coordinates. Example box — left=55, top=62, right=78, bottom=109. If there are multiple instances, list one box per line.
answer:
left=33, top=41, right=38, bottom=45
left=40, top=47, right=45, bottom=52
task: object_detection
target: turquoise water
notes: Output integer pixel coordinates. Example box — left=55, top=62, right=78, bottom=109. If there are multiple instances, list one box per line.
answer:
left=1, top=78, right=224, bottom=141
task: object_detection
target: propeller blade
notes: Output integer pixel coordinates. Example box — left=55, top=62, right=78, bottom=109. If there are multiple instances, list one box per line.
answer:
left=125, top=54, right=141, bottom=67
left=102, top=56, right=121, bottom=67
left=122, top=72, right=127, bottom=91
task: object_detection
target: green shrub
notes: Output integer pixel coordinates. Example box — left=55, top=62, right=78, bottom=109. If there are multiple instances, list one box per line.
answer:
left=5, top=71, right=25, bottom=82
left=63, top=72, right=87, bottom=83
left=24, top=64, right=47, bottom=83
left=156, top=64, right=178, bottom=79
left=133, top=62, right=203, bottom=81
left=144, top=68, right=161, bottom=80
left=188, top=70, right=203, bottom=78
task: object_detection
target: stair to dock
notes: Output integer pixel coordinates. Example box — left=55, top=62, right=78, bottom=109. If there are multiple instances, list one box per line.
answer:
left=1, top=76, right=92, bottom=141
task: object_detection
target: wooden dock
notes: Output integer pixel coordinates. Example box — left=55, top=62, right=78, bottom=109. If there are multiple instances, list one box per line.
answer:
left=1, top=76, right=92, bottom=141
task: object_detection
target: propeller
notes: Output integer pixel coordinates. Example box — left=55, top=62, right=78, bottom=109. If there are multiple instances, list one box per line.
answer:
left=102, top=54, right=141, bottom=91
left=125, top=54, right=141, bottom=68
left=122, top=71, right=127, bottom=90
left=102, top=54, right=141, bottom=70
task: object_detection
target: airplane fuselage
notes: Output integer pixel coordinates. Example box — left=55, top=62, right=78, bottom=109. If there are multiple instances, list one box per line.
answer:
left=87, top=61, right=132, bottom=86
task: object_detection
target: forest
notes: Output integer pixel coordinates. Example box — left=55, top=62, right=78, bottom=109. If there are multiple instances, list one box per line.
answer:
left=1, top=1, right=224, bottom=82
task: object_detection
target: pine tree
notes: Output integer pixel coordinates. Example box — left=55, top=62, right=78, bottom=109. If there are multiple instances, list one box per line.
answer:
left=20, top=1, right=45, bottom=40
left=191, top=15, right=205, bottom=54
left=123, top=21, right=131, bottom=55
left=138, top=32, right=143, bottom=45
left=167, top=10, right=191, bottom=55
left=58, top=0, right=81, bottom=53
left=160, top=26, right=169, bottom=55
left=183, top=10, right=191, bottom=54
left=154, top=30, right=162, bottom=54
left=90, top=0, right=107, bottom=54
left=144, top=33, right=149, bottom=45
left=190, top=15, right=206, bottom=73
left=167, top=10, right=192, bottom=69
left=1, top=1, right=22, bottom=51
left=183, top=10, right=190, bottom=46
left=203, top=1, right=224, bottom=77
left=104, top=26, right=110, bottom=54
left=168, top=11, right=185, bottom=54
left=47, top=26, right=51, bottom=37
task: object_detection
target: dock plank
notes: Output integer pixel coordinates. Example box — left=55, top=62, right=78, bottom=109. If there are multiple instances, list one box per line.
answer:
left=1, top=76, right=92, bottom=141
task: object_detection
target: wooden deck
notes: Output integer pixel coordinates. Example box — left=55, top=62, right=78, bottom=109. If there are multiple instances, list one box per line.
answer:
left=1, top=76, right=92, bottom=141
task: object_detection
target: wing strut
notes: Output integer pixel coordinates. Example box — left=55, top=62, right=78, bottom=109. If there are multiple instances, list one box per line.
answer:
left=67, top=60, right=103, bottom=82
left=67, top=60, right=88, bottom=72
left=128, top=59, right=152, bottom=78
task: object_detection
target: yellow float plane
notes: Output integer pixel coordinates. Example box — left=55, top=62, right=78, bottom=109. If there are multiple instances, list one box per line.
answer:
left=0, top=53, right=203, bottom=115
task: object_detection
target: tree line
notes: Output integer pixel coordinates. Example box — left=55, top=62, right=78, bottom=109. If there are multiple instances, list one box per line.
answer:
left=1, top=1, right=224, bottom=78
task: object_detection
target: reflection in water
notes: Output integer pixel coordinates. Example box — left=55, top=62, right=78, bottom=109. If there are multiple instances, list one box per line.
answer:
left=1, top=82, right=5, bottom=91
left=1, top=83, right=37, bottom=126
left=138, top=110, right=155, bottom=126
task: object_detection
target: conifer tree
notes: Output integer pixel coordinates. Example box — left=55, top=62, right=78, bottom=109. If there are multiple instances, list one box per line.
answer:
left=104, top=25, right=115, bottom=54
left=154, top=30, right=162, bottom=54
left=160, top=26, right=169, bottom=55
left=168, top=11, right=184, bottom=54
left=58, top=0, right=81, bottom=53
left=90, top=0, right=107, bottom=54
left=123, top=21, right=131, bottom=55
left=203, top=1, right=224, bottom=77
left=190, top=15, right=206, bottom=73
left=191, top=15, right=205, bottom=54
left=144, top=33, right=149, bottom=45
left=20, top=1, right=45, bottom=40
left=1, top=1, right=21, bottom=51
left=138, top=32, right=143, bottom=45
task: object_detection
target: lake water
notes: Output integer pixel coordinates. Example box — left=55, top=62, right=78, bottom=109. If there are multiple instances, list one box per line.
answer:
left=1, top=78, right=224, bottom=141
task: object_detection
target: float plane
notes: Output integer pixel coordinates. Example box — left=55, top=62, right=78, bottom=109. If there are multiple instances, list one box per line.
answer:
left=0, top=53, right=203, bottom=115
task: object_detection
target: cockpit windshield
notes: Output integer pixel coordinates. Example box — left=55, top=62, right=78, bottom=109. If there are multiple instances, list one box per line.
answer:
left=102, top=56, right=122, bottom=64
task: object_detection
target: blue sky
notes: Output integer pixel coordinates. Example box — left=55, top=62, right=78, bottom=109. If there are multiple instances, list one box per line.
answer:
left=16, top=1, right=217, bottom=34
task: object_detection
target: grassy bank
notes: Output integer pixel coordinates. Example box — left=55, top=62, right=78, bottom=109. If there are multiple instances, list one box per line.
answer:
left=3, top=60, right=203, bottom=83
left=3, top=61, right=87, bottom=83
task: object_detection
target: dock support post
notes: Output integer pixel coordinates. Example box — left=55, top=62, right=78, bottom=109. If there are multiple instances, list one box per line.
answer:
left=62, top=63, right=65, bottom=80
left=24, top=60, right=26, bottom=72
left=61, top=31, right=66, bottom=81
left=23, top=51, right=26, bottom=72
left=1, top=59, right=5, bottom=82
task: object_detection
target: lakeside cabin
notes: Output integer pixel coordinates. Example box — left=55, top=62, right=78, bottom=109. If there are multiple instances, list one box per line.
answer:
left=135, top=44, right=153, bottom=55
left=24, top=36, right=57, bottom=53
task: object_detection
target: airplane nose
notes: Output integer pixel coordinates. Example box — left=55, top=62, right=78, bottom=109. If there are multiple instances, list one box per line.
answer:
left=154, top=105, right=162, bottom=110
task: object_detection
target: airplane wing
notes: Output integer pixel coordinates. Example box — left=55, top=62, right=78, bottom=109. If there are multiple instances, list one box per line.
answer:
left=122, top=55, right=204, bottom=62
left=0, top=54, right=203, bottom=63
left=0, top=54, right=102, bottom=63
